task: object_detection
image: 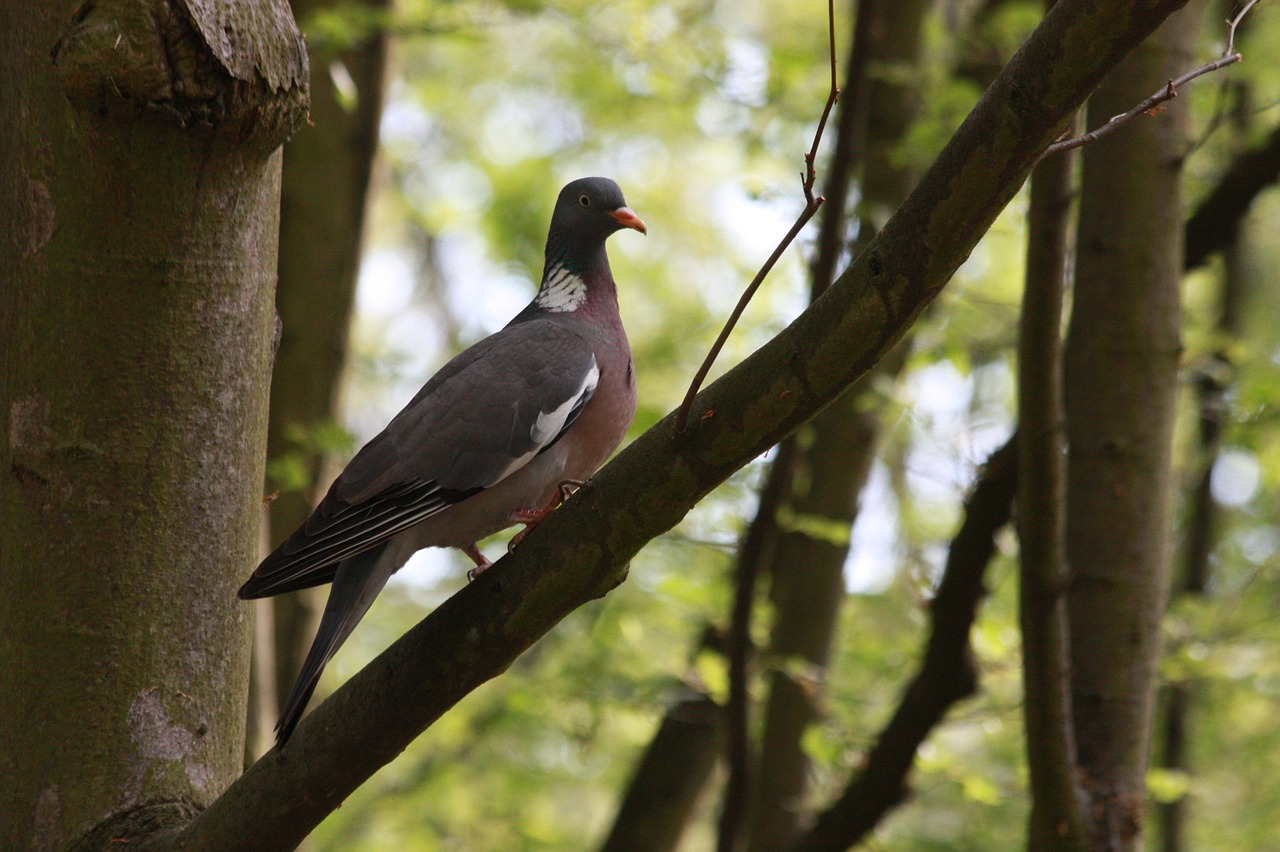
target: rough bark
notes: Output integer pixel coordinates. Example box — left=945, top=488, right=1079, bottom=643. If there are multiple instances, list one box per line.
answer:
left=600, top=694, right=725, bottom=852
left=1064, top=5, right=1202, bottom=849
left=156, top=2, right=1193, bottom=846
left=748, top=2, right=929, bottom=847
left=252, top=0, right=391, bottom=758
left=1018, top=105, right=1088, bottom=848
left=0, top=1, right=307, bottom=849
left=796, top=436, right=1019, bottom=850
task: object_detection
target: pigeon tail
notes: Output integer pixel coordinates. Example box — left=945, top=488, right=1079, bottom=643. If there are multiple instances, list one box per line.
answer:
left=274, top=543, right=394, bottom=747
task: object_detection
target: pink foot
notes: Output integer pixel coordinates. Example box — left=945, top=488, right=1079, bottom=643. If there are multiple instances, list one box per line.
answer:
left=463, top=543, right=493, bottom=581
left=507, top=480, right=586, bottom=552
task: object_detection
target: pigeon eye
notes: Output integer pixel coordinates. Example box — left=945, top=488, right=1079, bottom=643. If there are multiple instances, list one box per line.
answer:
left=578, top=194, right=591, bottom=207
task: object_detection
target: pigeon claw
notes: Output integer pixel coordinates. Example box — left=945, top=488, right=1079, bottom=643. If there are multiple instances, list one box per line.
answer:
left=506, top=479, right=587, bottom=552
left=463, top=543, right=493, bottom=581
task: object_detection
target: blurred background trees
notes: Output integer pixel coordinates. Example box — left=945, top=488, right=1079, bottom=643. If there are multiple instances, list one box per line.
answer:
left=257, top=0, right=1280, bottom=848
left=264, top=0, right=1280, bottom=848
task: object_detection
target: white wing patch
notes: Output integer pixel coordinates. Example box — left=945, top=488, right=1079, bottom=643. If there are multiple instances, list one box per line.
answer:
left=491, top=357, right=599, bottom=485
left=534, top=264, right=587, bottom=312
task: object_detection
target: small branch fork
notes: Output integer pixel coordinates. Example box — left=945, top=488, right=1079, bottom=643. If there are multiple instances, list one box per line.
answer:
left=674, top=0, right=840, bottom=435
left=1040, top=0, right=1260, bottom=161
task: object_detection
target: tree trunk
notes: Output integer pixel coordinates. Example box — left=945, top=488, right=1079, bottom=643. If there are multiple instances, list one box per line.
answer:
left=1157, top=227, right=1250, bottom=852
left=1018, top=103, right=1087, bottom=850
left=0, top=1, right=306, bottom=848
left=252, top=0, right=391, bottom=758
left=600, top=694, right=725, bottom=852
left=1064, top=4, right=1202, bottom=849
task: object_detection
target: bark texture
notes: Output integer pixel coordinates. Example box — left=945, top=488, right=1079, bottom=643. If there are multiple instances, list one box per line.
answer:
left=1064, top=4, right=1202, bottom=849
left=0, top=1, right=307, bottom=849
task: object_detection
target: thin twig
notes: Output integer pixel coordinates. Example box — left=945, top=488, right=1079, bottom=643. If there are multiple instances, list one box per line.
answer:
left=675, top=0, right=840, bottom=435
left=1039, top=0, right=1259, bottom=162
left=1225, top=0, right=1260, bottom=55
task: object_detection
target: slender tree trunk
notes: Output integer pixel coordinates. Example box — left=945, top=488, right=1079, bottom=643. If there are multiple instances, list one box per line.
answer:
left=749, top=386, right=881, bottom=848
left=1157, top=231, right=1249, bottom=852
left=747, top=4, right=929, bottom=847
left=251, top=0, right=391, bottom=758
left=600, top=694, right=725, bottom=852
left=717, top=441, right=795, bottom=852
left=1019, top=101, right=1088, bottom=849
left=1064, top=5, right=1202, bottom=849
left=0, top=1, right=307, bottom=848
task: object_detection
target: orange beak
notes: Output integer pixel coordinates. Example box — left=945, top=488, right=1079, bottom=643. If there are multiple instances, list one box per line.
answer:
left=610, top=207, right=647, bottom=235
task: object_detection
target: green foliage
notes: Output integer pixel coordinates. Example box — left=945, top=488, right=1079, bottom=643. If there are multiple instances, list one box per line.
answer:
left=265, top=420, right=356, bottom=493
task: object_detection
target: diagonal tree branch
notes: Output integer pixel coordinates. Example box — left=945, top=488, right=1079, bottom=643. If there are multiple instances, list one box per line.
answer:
left=1039, top=0, right=1257, bottom=161
left=795, top=435, right=1019, bottom=851
left=1184, top=121, right=1280, bottom=270
left=158, top=2, right=1197, bottom=847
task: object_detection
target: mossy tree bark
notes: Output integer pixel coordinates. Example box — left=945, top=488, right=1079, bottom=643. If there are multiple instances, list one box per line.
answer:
left=1064, top=3, right=1203, bottom=848
left=0, top=1, right=307, bottom=848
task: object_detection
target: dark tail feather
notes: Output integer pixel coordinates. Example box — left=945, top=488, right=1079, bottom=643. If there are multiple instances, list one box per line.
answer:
left=274, top=543, right=393, bottom=747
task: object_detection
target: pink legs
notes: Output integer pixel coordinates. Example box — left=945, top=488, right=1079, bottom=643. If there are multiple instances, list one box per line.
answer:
left=463, top=480, right=585, bottom=581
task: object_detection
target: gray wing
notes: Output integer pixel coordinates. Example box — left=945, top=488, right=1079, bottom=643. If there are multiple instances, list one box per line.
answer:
left=240, top=319, right=599, bottom=598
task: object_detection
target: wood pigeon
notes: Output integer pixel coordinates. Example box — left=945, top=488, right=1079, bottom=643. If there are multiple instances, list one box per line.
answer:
left=240, top=177, right=646, bottom=746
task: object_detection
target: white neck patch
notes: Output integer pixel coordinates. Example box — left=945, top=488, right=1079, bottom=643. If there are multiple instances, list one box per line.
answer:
left=534, top=264, right=587, bottom=313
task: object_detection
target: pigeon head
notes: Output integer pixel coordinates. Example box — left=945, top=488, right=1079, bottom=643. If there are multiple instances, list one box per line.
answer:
left=547, top=177, right=646, bottom=256
left=532, top=178, right=646, bottom=314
